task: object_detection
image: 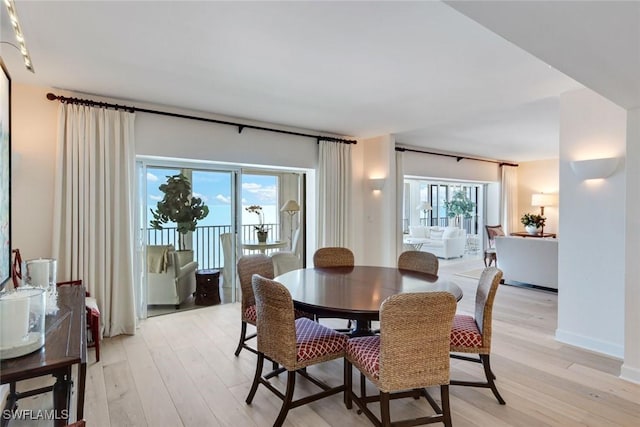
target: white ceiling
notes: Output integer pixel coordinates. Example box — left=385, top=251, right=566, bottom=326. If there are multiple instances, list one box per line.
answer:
left=1, top=1, right=636, bottom=162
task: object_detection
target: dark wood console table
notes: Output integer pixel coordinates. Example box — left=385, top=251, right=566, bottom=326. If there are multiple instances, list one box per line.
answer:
left=510, top=232, right=557, bottom=238
left=1, top=286, right=87, bottom=426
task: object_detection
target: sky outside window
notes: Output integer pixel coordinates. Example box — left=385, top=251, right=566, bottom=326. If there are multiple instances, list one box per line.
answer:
left=146, top=168, right=278, bottom=228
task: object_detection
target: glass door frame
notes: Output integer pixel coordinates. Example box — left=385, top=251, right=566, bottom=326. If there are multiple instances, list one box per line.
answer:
left=137, top=157, right=241, bottom=314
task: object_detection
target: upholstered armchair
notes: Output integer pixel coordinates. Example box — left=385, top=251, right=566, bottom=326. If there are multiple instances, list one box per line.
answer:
left=271, top=228, right=302, bottom=276
left=147, top=245, right=197, bottom=308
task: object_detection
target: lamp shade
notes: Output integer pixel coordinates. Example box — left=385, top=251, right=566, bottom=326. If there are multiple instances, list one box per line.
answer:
left=531, top=193, right=557, bottom=207
left=280, top=199, right=300, bottom=213
left=416, top=201, right=432, bottom=211
left=570, top=158, right=619, bottom=180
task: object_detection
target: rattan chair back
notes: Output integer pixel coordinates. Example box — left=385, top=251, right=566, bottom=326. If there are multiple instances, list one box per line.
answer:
left=397, top=251, right=439, bottom=275
left=378, top=292, right=456, bottom=392
left=237, top=254, right=274, bottom=321
left=313, top=247, right=354, bottom=267
left=251, top=274, right=297, bottom=369
left=474, top=267, right=503, bottom=352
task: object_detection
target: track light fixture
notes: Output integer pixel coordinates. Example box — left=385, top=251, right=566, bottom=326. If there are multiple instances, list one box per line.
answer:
left=3, top=0, right=34, bottom=72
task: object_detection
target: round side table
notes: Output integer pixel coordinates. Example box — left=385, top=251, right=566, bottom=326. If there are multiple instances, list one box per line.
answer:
left=195, top=269, right=221, bottom=305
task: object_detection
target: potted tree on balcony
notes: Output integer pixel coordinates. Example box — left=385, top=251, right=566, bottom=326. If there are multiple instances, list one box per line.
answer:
left=444, top=190, right=475, bottom=228
left=150, top=173, right=209, bottom=263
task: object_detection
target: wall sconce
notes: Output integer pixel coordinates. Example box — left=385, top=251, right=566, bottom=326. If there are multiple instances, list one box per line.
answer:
left=370, top=178, right=385, bottom=191
left=531, top=193, right=557, bottom=216
left=570, top=157, right=619, bottom=180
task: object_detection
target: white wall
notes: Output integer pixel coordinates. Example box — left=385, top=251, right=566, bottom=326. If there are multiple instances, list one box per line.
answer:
left=10, top=84, right=58, bottom=259
left=136, top=110, right=317, bottom=169
left=557, top=88, right=627, bottom=358
left=517, top=159, right=560, bottom=235
left=360, top=135, right=396, bottom=267
left=403, top=151, right=501, bottom=182
left=622, top=108, right=640, bottom=383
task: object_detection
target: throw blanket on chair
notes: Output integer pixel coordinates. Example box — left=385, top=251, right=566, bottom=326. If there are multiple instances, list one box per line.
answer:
left=147, top=246, right=171, bottom=273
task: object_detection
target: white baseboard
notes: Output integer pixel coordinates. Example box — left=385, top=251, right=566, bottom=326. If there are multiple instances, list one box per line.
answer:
left=555, top=329, right=624, bottom=359
left=620, top=364, right=640, bottom=384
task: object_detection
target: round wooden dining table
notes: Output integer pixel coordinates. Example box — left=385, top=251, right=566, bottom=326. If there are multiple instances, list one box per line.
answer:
left=274, top=266, right=463, bottom=336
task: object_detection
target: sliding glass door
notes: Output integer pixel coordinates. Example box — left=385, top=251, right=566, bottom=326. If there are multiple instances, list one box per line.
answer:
left=139, top=162, right=238, bottom=315
left=136, top=160, right=306, bottom=316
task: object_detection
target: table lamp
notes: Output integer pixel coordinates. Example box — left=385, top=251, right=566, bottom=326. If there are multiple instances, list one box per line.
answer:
left=280, top=200, right=300, bottom=250
left=531, top=193, right=557, bottom=236
left=531, top=193, right=557, bottom=216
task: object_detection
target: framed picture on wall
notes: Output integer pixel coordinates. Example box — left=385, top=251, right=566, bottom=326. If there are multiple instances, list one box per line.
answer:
left=0, top=58, right=11, bottom=290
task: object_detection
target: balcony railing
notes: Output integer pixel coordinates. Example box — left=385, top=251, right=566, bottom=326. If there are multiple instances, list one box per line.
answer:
left=146, top=223, right=281, bottom=270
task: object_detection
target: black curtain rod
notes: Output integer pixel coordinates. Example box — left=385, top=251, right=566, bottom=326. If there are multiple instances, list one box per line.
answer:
left=395, top=146, right=518, bottom=167
left=45, top=93, right=357, bottom=145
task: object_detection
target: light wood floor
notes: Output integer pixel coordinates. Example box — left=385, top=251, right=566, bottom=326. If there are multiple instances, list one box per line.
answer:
left=9, top=256, right=640, bottom=426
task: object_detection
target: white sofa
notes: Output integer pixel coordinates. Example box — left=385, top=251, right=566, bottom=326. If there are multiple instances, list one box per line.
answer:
left=147, top=245, right=198, bottom=307
left=403, top=226, right=466, bottom=259
left=494, top=236, right=558, bottom=289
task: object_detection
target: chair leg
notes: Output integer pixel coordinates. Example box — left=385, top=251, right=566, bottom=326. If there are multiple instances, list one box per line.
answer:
left=274, top=371, right=296, bottom=427
left=380, top=392, right=391, bottom=427
left=245, top=352, right=264, bottom=404
left=234, top=322, right=247, bottom=356
left=91, top=312, right=100, bottom=362
left=481, top=354, right=506, bottom=404
left=441, top=385, right=452, bottom=427
left=344, top=360, right=352, bottom=409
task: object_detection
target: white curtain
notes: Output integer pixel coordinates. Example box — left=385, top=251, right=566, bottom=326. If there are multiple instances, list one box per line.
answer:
left=317, top=140, right=352, bottom=247
left=500, top=165, right=518, bottom=234
left=52, top=103, right=137, bottom=337
left=395, top=151, right=405, bottom=259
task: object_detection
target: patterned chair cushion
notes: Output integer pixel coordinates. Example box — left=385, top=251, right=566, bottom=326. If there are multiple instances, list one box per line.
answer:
left=295, top=318, right=347, bottom=363
left=244, top=305, right=258, bottom=324
left=450, top=314, right=483, bottom=348
left=346, top=336, right=380, bottom=379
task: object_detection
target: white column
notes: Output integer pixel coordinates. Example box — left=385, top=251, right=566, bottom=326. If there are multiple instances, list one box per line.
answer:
left=556, top=88, right=627, bottom=358
left=622, top=108, right=640, bottom=383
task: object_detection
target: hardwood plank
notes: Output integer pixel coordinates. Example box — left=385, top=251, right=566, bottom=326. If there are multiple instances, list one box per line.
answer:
left=120, top=334, right=184, bottom=426
left=103, top=360, right=147, bottom=427
left=83, top=361, right=111, bottom=427
left=150, top=345, right=219, bottom=426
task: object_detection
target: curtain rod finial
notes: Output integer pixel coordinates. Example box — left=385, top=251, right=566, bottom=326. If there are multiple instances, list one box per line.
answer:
left=46, top=93, right=57, bottom=101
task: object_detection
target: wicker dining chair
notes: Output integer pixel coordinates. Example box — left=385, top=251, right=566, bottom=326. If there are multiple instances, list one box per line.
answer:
left=313, top=247, right=355, bottom=330
left=313, top=247, right=355, bottom=267
left=450, top=266, right=505, bottom=404
left=398, top=250, right=439, bottom=275
left=345, top=292, right=457, bottom=427
left=246, top=274, right=347, bottom=427
left=234, top=254, right=312, bottom=357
